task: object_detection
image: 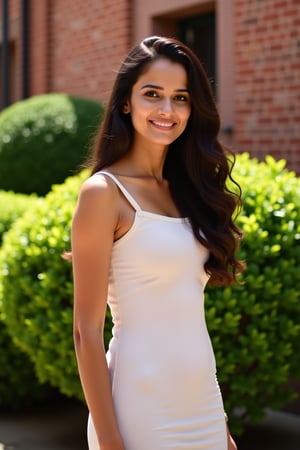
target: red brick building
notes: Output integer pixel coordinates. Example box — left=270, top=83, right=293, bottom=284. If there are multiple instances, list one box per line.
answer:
left=1, top=0, right=300, bottom=172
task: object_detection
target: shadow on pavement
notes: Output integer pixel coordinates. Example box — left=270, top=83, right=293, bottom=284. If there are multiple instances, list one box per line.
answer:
left=0, top=397, right=88, bottom=450
left=236, top=409, right=300, bottom=450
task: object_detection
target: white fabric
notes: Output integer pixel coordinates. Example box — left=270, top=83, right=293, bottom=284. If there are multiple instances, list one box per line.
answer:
left=87, top=171, right=227, bottom=449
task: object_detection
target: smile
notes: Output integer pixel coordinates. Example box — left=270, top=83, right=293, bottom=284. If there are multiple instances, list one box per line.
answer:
left=150, top=120, right=176, bottom=129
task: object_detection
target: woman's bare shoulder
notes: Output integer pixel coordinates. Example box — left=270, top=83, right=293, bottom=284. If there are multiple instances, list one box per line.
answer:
left=77, top=172, right=119, bottom=208
left=72, top=173, right=120, bottom=232
left=81, top=172, right=117, bottom=193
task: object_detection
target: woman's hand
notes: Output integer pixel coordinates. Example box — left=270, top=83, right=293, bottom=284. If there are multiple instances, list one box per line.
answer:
left=227, top=426, right=238, bottom=450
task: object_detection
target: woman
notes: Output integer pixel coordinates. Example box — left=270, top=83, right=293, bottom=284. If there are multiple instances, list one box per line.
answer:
left=71, top=36, right=244, bottom=450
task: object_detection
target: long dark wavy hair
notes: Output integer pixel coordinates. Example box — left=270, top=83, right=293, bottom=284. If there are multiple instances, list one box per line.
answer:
left=88, top=36, right=245, bottom=286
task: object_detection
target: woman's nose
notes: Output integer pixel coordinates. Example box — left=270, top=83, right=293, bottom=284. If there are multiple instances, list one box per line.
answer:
left=158, top=98, right=174, bottom=114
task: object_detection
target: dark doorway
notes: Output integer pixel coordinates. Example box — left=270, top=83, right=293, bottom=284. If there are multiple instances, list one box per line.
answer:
left=179, top=12, right=216, bottom=92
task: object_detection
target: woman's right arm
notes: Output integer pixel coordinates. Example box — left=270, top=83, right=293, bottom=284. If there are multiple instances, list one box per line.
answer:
left=72, top=175, right=125, bottom=450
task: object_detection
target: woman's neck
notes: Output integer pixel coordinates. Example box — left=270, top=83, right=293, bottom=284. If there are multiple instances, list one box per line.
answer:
left=113, top=144, right=169, bottom=181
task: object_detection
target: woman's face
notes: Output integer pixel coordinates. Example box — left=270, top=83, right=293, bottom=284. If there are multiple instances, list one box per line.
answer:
left=126, top=58, right=191, bottom=149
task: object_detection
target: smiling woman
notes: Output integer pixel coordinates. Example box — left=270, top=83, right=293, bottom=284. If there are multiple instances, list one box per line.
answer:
left=124, top=58, right=191, bottom=148
left=70, top=36, right=243, bottom=450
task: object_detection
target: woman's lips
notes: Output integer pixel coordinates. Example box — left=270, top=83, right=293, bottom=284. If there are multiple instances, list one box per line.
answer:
left=150, top=120, right=176, bottom=130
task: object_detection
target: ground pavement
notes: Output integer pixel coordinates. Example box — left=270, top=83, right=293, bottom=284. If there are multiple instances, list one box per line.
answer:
left=0, top=397, right=299, bottom=450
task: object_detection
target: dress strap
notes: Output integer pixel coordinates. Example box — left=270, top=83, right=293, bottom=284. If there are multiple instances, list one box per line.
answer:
left=95, top=171, right=141, bottom=212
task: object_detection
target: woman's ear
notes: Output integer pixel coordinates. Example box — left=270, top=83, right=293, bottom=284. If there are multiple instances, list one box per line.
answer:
left=122, top=101, right=130, bottom=114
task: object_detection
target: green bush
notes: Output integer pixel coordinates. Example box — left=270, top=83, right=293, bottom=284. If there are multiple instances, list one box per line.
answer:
left=0, top=155, right=299, bottom=433
left=0, top=191, right=51, bottom=408
left=206, top=154, right=300, bottom=433
left=0, top=170, right=112, bottom=400
left=0, top=319, right=52, bottom=409
left=0, top=93, right=104, bottom=195
left=0, top=190, right=38, bottom=244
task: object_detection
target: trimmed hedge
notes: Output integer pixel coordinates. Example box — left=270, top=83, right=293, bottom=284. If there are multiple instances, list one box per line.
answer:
left=0, top=320, right=52, bottom=409
left=0, top=190, right=38, bottom=244
left=0, top=171, right=113, bottom=400
left=206, top=154, right=300, bottom=433
left=0, top=93, right=104, bottom=195
left=0, top=154, right=299, bottom=433
left=0, top=191, right=51, bottom=408
left=0, top=172, right=86, bottom=400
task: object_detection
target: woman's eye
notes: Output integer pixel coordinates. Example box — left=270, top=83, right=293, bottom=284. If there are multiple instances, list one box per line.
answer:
left=144, top=91, right=159, bottom=98
left=174, top=95, right=189, bottom=102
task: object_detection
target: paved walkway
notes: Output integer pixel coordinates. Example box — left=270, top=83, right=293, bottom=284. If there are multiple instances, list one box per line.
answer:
left=0, top=398, right=87, bottom=450
left=235, top=409, right=300, bottom=450
left=0, top=398, right=299, bottom=449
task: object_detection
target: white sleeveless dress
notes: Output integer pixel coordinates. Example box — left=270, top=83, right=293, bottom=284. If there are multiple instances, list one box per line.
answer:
left=87, top=171, right=227, bottom=450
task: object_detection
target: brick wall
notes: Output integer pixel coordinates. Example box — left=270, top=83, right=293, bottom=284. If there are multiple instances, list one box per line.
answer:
left=47, top=0, right=132, bottom=103
left=29, top=0, right=50, bottom=95
left=2, top=0, right=131, bottom=104
left=234, top=0, right=300, bottom=173
left=1, top=0, right=299, bottom=172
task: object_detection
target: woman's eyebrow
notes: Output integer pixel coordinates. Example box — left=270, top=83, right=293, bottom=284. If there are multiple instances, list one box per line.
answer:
left=140, top=83, right=189, bottom=93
